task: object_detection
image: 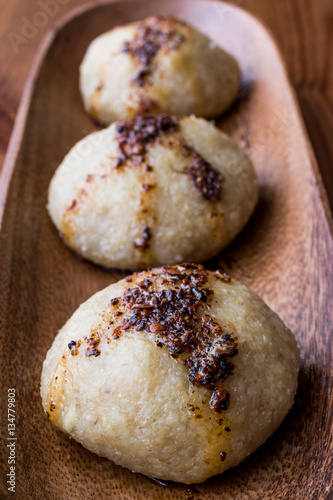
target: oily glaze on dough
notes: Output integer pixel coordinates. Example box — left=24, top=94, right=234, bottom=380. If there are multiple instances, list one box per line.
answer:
left=79, top=16, right=241, bottom=124
left=47, top=114, right=258, bottom=270
left=41, top=264, right=300, bottom=484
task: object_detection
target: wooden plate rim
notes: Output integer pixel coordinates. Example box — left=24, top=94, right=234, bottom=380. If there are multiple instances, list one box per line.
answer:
left=0, top=0, right=333, bottom=236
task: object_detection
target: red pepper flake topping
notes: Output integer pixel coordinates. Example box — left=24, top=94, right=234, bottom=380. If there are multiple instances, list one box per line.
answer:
left=134, top=226, right=152, bottom=250
left=115, top=263, right=238, bottom=413
left=210, top=388, right=231, bottom=413
left=115, top=114, right=179, bottom=167
left=114, top=114, right=223, bottom=202
left=122, top=16, right=186, bottom=86
left=215, top=269, right=232, bottom=283
left=142, top=183, right=155, bottom=191
left=84, top=336, right=101, bottom=357
left=220, top=452, right=227, bottom=462
left=85, top=348, right=100, bottom=357
left=185, top=154, right=223, bottom=202
left=68, top=340, right=80, bottom=356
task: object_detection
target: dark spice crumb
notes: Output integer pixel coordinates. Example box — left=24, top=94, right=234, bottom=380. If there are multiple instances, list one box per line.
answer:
left=220, top=452, right=227, bottom=462
left=84, top=336, right=101, bottom=357
left=112, top=333, right=120, bottom=340
left=134, top=226, right=152, bottom=250
left=150, top=323, right=164, bottom=333
left=224, top=426, right=231, bottom=432
left=110, top=297, right=119, bottom=305
left=85, top=348, right=101, bottom=357
left=68, top=340, right=80, bottom=356
left=215, top=269, right=232, bottom=283
left=142, top=183, right=155, bottom=191
left=210, top=388, right=230, bottom=413
left=185, top=153, right=223, bottom=202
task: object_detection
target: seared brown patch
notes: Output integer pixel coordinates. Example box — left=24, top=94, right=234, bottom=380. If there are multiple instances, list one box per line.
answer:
left=61, top=172, right=102, bottom=246
left=136, top=96, right=158, bottom=115
left=122, top=16, right=186, bottom=87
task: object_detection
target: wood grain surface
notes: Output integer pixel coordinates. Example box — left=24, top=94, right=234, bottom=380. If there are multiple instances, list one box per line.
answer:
left=0, top=0, right=333, bottom=215
left=0, top=1, right=332, bottom=498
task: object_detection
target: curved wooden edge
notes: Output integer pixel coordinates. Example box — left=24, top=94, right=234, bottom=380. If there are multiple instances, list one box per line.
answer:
left=0, top=26, right=52, bottom=228
left=1, top=0, right=332, bottom=238
left=0, top=0, right=108, bottom=228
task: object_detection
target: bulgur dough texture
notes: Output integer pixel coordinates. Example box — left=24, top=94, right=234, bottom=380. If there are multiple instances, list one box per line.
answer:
left=41, top=264, right=300, bottom=484
left=47, top=115, right=258, bottom=270
left=79, top=16, right=241, bottom=124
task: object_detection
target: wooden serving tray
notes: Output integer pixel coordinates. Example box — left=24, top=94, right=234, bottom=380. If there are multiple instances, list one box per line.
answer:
left=0, top=1, right=332, bottom=498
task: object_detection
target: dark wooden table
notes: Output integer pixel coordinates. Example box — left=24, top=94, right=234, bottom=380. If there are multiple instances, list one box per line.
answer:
left=0, top=0, right=333, bottom=211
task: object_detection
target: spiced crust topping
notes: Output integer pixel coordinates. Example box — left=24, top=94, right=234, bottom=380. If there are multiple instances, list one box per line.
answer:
left=115, top=115, right=224, bottom=201
left=64, top=265, right=237, bottom=413
left=115, top=264, right=237, bottom=413
left=115, top=114, right=179, bottom=167
left=122, top=16, right=186, bottom=87
left=185, top=154, right=223, bottom=202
